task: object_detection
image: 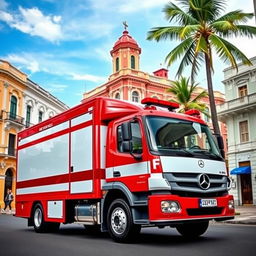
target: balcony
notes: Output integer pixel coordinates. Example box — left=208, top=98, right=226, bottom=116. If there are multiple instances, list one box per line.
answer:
left=0, top=111, right=25, bottom=129
left=0, top=146, right=16, bottom=158
left=217, top=93, right=256, bottom=120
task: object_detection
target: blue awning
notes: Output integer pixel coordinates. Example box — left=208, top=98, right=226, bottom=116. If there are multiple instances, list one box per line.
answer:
left=230, top=166, right=251, bottom=175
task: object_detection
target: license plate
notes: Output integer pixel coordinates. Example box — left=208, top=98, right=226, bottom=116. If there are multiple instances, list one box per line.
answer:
left=199, top=199, right=217, bottom=208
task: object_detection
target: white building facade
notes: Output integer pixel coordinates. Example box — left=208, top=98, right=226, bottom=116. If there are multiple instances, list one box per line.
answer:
left=218, top=57, right=256, bottom=206
left=24, top=79, right=69, bottom=127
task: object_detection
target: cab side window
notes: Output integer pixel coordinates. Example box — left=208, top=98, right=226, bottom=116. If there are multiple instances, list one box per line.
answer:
left=117, top=122, right=143, bottom=153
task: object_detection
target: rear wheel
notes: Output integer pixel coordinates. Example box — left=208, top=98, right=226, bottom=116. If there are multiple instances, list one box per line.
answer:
left=176, top=221, right=209, bottom=238
left=107, top=199, right=141, bottom=243
left=33, top=204, right=60, bottom=233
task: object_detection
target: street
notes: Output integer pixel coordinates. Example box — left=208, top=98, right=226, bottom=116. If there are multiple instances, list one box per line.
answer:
left=0, top=215, right=255, bottom=256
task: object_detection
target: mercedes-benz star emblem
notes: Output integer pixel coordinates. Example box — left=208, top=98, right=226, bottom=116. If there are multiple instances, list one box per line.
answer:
left=198, top=160, right=204, bottom=168
left=198, top=174, right=210, bottom=190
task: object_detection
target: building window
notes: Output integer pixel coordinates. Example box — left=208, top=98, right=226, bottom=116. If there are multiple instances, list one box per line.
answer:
left=238, top=85, right=247, bottom=98
left=239, top=120, right=249, bottom=142
left=10, top=95, right=17, bottom=119
left=131, top=55, right=135, bottom=69
left=8, top=134, right=16, bottom=156
left=38, top=111, right=43, bottom=123
left=116, top=57, right=119, bottom=72
left=115, top=92, right=120, bottom=99
left=204, top=107, right=210, bottom=122
left=132, top=91, right=139, bottom=103
left=26, top=105, right=32, bottom=127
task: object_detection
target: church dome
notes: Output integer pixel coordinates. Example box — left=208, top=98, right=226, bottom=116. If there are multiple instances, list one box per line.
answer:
left=110, top=30, right=141, bottom=55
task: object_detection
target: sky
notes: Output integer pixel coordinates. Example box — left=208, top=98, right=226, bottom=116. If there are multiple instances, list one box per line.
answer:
left=0, top=0, right=256, bottom=107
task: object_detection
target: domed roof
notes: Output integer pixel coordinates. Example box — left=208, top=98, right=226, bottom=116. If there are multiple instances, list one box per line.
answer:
left=110, top=30, right=141, bottom=55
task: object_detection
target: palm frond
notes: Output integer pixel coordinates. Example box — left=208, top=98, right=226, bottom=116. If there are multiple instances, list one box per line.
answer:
left=231, top=25, right=256, bottom=38
left=191, top=90, right=208, bottom=102
left=147, top=26, right=184, bottom=41
left=213, top=10, right=253, bottom=24
left=163, top=2, right=198, bottom=25
left=180, top=24, right=201, bottom=39
left=209, top=34, right=237, bottom=69
left=164, top=37, right=195, bottom=67
left=188, top=0, right=227, bottom=23
left=210, top=34, right=252, bottom=69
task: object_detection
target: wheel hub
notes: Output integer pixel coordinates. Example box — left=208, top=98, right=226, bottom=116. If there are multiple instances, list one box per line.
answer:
left=34, top=208, right=42, bottom=228
left=111, top=207, right=127, bottom=235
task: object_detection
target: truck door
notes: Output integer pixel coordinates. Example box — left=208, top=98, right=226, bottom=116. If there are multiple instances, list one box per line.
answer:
left=107, top=119, right=149, bottom=192
left=70, top=113, right=93, bottom=194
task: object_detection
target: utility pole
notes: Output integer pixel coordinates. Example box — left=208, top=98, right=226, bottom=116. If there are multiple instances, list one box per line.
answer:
left=254, top=0, right=256, bottom=23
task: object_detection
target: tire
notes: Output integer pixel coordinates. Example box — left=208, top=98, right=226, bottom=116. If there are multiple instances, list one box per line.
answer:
left=176, top=221, right=209, bottom=238
left=107, top=199, right=141, bottom=243
left=33, top=204, right=49, bottom=233
left=33, top=204, right=60, bottom=233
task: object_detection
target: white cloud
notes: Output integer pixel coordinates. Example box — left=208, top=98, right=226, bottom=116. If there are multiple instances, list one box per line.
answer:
left=46, top=83, right=68, bottom=93
left=118, top=0, right=169, bottom=13
left=5, top=54, right=40, bottom=73
left=2, top=52, right=107, bottom=84
left=71, top=73, right=107, bottom=83
left=0, top=10, right=13, bottom=23
left=0, top=7, right=62, bottom=42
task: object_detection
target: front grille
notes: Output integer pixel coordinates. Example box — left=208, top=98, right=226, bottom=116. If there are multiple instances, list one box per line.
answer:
left=187, top=207, right=223, bottom=216
left=164, top=172, right=228, bottom=196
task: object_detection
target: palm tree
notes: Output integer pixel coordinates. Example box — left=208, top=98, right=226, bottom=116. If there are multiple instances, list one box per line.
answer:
left=147, top=0, right=256, bottom=136
left=168, top=77, right=208, bottom=116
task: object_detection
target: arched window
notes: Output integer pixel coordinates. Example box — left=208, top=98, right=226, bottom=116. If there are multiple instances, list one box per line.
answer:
left=132, top=91, right=139, bottom=103
left=115, top=92, right=120, bottom=99
left=116, top=57, right=119, bottom=72
left=131, top=55, right=135, bottom=69
left=10, top=95, right=17, bottom=119
left=38, top=111, right=43, bottom=123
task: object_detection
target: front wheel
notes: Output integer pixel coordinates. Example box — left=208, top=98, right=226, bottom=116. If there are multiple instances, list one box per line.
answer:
left=107, top=199, right=141, bottom=243
left=176, top=221, right=209, bottom=238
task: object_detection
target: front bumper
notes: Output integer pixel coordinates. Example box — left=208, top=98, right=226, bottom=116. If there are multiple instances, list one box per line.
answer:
left=148, top=194, right=234, bottom=223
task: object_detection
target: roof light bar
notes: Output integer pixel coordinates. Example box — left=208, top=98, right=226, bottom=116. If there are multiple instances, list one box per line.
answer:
left=184, top=109, right=201, bottom=118
left=141, top=98, right=179, bottom=111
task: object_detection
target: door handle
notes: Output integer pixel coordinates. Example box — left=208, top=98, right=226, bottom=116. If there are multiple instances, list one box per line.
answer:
left=113, top=171, right=121, bottom=177
left=70, top=166, right=74, bottom=172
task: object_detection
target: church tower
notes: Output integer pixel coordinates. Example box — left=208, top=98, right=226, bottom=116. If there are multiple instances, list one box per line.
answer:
left=110, top=25, right=141, bottom=73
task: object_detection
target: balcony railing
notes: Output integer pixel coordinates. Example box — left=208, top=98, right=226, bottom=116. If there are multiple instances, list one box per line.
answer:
left=0, top=146, right=16, bottom=157
left=218, top=92, right=256, bottom=114
left=3, top=112, right=25, bottom=126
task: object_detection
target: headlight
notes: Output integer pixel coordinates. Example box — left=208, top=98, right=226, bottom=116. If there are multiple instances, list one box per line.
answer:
left=161, top=201, right=181, bottom=213
left=228, top=199, right=234, bottom=210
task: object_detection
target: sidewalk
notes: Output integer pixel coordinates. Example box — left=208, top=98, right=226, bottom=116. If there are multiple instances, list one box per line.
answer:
left=224, top=206, right=256, bottom=225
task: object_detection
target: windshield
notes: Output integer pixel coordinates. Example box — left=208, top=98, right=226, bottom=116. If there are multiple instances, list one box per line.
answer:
left=146, top=116, right=222, bottom=160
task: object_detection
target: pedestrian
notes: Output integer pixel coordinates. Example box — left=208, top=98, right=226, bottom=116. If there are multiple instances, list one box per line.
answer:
left=3, top=189, right=14, bottom=214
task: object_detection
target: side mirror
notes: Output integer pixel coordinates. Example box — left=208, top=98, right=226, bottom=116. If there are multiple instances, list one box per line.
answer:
left=121, top=122, right=132, bottom=141
left=214, top=134, right=225, bottom=158
left=121, top=141, right=133, bottom=153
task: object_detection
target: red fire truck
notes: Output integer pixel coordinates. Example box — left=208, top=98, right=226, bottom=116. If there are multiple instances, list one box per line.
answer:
left=16, top=97, right=234, bottom=242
